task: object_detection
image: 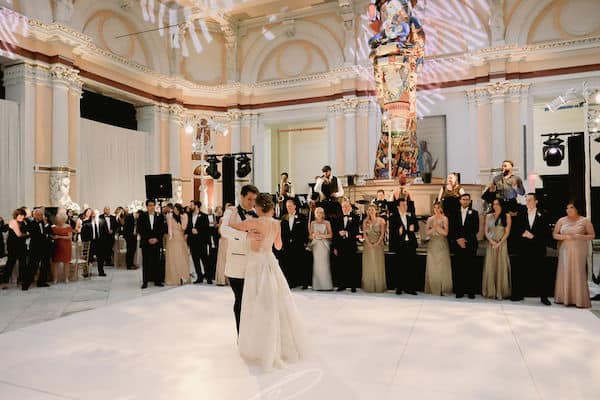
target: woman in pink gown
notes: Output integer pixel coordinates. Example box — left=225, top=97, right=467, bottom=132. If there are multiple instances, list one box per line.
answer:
left=553, top=202, right=596, bottom=308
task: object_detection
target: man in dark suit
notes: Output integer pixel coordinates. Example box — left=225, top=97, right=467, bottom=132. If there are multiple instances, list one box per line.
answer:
left=99, top=207, right=117, bottom=266
left=122, top=210, right=138, bottom=269
left=89, top=210, right=109, bottom=277
left=280, top=199, right=309, bottom=288
left=23, top=208, right=52, bottom=290
left=187, top=200, right=211, bottom=284
left=513, top=193, right=551, bottom=305
left=332, top=200, right=360, bottom=292
left=388, top=198, right=419, bottom=295
left=137, top=200, right=166, bottom=288
left=206, top=207, right=220, bottom=280
left=450, top=193, right=480, bottom=299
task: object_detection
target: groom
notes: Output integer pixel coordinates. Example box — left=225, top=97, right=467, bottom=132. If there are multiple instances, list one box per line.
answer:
left=220, top=184, right=261, bottom=334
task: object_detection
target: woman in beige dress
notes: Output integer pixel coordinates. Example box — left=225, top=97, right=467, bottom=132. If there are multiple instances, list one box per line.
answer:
left=215, top=204, right=231, bottom=286
left=482, top=199, right=512, bottom=299
left=165, top=204, right=191, bottom=285
left=310, top=207, right=333, bottom=290
left=362, top=204, right=387, bottom=293
left=424, top=201, right=453, bottom=296
left=553, top=202, right=596, bottom=308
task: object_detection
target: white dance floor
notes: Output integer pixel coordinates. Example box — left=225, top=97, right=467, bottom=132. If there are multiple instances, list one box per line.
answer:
left=0, top=285, right=599, bottom=400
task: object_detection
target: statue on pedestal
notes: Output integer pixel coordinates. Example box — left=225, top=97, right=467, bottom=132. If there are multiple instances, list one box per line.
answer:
left=369, top=0, right=425, bottom=179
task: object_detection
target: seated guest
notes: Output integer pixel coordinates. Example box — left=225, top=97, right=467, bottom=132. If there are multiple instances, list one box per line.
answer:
left=280, top=199, right=309, bottom=288
left=373, top=189, right=389, bottom=219
left=333, top=200, right=361, bottom=292
left=424, top=201, right=453, bottom=296
left=51, top=213, right=73, bottom=283
left=513, top=193, right=551, bottom=305
left=553, top=201, right=595, bottom=308
left=1, top=208, right=28, bottom=289
left=482, top=199, right=512, bottom=300
left=450, top=193, right=479, bottom=299
left=361, top=204, right=386, bottom=293
left=310, top=207, right=333, bottom=290
left=389, top=198, right=419, bottom=295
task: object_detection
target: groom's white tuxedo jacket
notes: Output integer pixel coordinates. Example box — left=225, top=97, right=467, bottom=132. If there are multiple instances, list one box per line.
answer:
left=220, top=207, right=251, bottom=279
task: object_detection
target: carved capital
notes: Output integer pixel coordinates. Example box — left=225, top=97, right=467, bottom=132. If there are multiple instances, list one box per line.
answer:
left=50, top=64, right=82, bottom=88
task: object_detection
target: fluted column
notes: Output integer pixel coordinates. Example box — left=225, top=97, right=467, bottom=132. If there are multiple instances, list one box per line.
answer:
left=490, top=91, right=506, bottom=167
left=2, top=63, right=38, bottom=209
left=327, top=104, right=338, bottom=169
left=228, top=110, right=242, bottom=154
left=357, top=100, right=370, bottom=179
left=343, top=97, right=358, bottom=177
left=367, top=101, right=380, bottom=180
left=466, top=90, right=480, bottom=183
left=136, top=104, right=162, bottom=175
left=168, top=105, right=183, bottom=202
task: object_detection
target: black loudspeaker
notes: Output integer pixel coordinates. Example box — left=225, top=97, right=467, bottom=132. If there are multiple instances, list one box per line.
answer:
left=145, top=174, right=173, bottom=200
left=347, top=175, right=356, bottom=186
left=222, top=156, right=235, bottom=206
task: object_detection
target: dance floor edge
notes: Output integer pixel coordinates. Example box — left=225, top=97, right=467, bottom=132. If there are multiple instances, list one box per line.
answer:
left=0, top=285, right=598, bottom=400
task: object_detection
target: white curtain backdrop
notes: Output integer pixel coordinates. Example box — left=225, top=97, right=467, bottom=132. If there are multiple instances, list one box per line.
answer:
left=79, top=118, right=146, bottom=210
left=0, top=99, right=21, bottom=218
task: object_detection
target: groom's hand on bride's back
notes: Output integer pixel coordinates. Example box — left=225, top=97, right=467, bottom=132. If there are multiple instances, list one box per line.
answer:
left=248, top=230, right=263, bottom=241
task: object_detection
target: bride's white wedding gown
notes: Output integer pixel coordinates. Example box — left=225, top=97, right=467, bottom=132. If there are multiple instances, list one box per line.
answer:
left=238, top=217, right=309, bottom=370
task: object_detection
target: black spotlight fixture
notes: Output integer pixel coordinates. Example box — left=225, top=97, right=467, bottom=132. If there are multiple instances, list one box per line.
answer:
left=595, top=136, right=600, bottom=164
left=206, top=155, right=221, bottom=179
left=236, top=154, right=252, bottom=178
left=543, top=135, right=565, bottom=167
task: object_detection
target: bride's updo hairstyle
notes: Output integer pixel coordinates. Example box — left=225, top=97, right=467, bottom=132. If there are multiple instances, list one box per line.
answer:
left=256, top=193, right=275, bottom=213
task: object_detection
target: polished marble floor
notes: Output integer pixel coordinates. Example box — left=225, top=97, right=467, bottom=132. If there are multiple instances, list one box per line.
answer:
left=0, top=281, right=599, bottom=400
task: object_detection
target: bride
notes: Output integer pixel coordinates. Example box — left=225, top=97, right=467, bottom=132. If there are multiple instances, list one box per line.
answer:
left=229, top=193, right=309, bottom=370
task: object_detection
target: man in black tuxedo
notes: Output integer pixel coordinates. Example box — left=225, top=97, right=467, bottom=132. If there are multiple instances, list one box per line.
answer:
left=137, top=200, right=166, bottom=288
left=23, top=208, right=52, bottom=290
left=187, top=200, right=211, bottom=284
left=99, top=207, right=117, bottom=266
left=388, top=198, right=419, bottom=295
left=122, top=210, right=138, bottom=269
left=450, top=193, right=480, bottom=299
left=280, top=199, right=309, bottom=288
left=206, top=207, right=220, bottom=279
left=513, top=193, right=551, bottom=305
left=89, top=210, right=109, bottom=277
left=332, top=200, right=360, bottom=292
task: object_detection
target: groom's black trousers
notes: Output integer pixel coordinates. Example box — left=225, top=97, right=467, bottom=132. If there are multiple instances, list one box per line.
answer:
left=228, top=277, right=244, bottom=334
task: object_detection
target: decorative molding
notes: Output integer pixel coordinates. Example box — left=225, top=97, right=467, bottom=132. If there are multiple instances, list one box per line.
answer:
left=465, top=81, right=530, bottom=104
left=50, top=63, right=83, bottom=88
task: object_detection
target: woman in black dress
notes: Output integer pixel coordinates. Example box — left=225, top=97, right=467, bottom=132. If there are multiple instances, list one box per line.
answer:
left=1, top=208, right=28, bottom=289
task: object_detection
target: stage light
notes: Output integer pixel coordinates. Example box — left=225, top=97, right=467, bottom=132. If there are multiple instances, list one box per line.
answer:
left=542, top=136, right=565, bottom=167
left=596, top=92, right=600, bottom=103
left=185, top=124, right=194, bottom=134
left=236, top=154, right=251, bottom=178
left=206, top=155, right=221, bottom=179
left=595, top=136, right=600, bottom=164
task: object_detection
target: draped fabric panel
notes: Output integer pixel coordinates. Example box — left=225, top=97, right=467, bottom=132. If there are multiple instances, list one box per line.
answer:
left=79, top=118, right=146, bottom=210
left=0, top=99, right=21, bottom=218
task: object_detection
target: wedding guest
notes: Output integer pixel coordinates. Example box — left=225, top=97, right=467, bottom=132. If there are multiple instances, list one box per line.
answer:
left=437, top=172, right=464, bottom=224
left=215, top=203, right=233, bottom=286
left=280, top=199, right=309, bottom=288
left=122, top=209, right=138, bottom=269
left=373, top=189, right=389, bottom=219
left=389, top=199, right=419, bottom=295
left=0, top=216, right=7, bottom=258
left=424, top=201, right=453, bottom=296
left=361, top=204, right=386, bottom=293
left=24, top=208, right=52, bottom=290
left=390, top=180, right=416, bottom=215
left=165, top=204, right=190, bottom=286
left=138, top=200, right=166, bottom=288
left=92, top=209, right=109, bottom=277
left=79, top=208, right=93, bottom=277
left=1, top=208, right=28, bottom=289
left=51, top=213, right=73, bottom=283
left=333, top=200, right=361, bottom=292
left=206, top=206, right=220, bottom=282
left=482, top=160, right=525, bottom=213
left=100, top=206, right=117, bottom=266
left=310, top=207, right=333, bottom=290
left=450, top=193, right=479, bottom=299
left=314, top=165, right=344, bottom=218
left=482, top=199, right=512, bottom=300
left=187, top=200, right=210, bottom=284
left=513, top=193, right=551, bottom=305
left=553, top=201, right=595, bottom=308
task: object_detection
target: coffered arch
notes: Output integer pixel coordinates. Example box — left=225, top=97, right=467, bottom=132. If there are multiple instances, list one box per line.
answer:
left=240, top=20, right=344, bottom=84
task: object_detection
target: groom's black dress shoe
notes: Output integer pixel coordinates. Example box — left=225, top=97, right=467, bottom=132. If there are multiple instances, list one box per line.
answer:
left=541, top=297, right=551, bottom=306
left=141, top=283, right=148, bottom=289
left=468, top=294, right=475, bottom=299
left=405, top=290, right=417, bottom=295
left=301, top=286, right=308, bottom=290
left=456, top=294, right=464, bottom=299
left=351, top=288, right=356, bottom=293
left=155, top=282, right=164, bottom=287
left=395, top=289, right=402, bottom=295
left=194, top=279, right=203, bottom=284
left=336, top=287, right=346, bottom=292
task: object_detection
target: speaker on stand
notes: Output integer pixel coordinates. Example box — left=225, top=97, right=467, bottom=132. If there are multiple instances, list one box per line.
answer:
left=145, top=174, right=173, bottom=202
